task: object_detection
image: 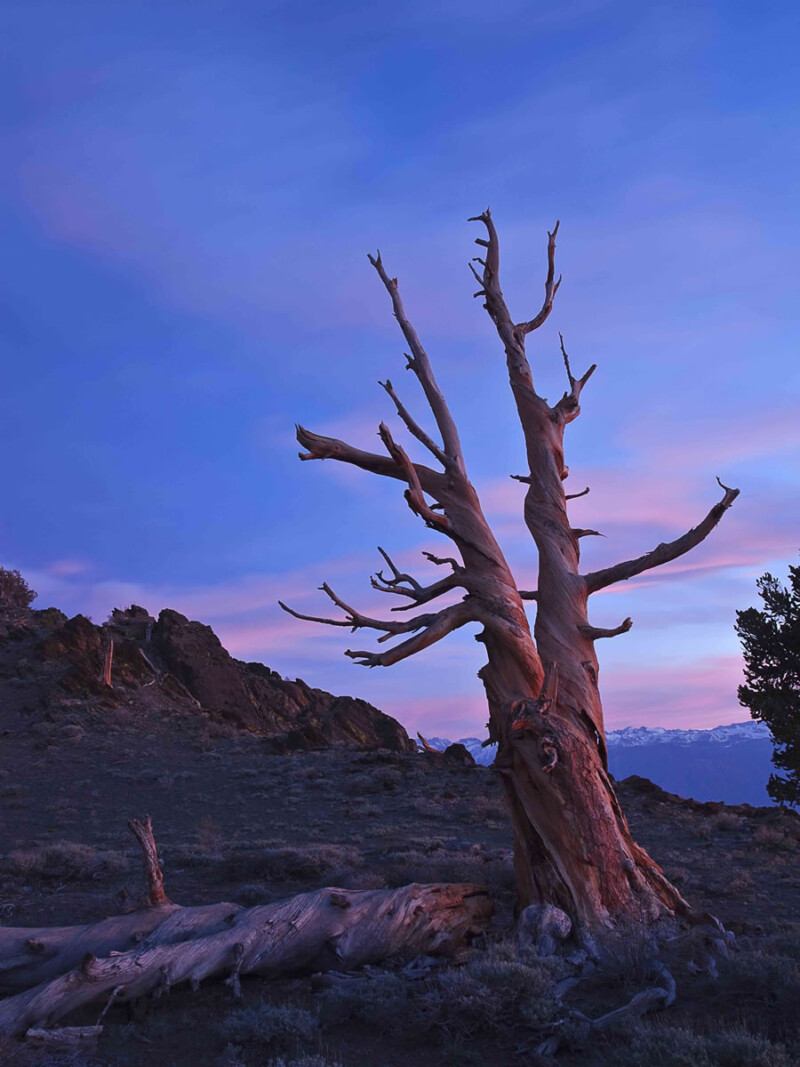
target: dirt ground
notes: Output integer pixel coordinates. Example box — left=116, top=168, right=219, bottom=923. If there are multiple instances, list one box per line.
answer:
left=2, top=697, right=800, bottom=1066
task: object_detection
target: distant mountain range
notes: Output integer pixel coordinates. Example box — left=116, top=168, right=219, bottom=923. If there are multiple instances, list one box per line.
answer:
left=427, top=721, right=777, bottom=806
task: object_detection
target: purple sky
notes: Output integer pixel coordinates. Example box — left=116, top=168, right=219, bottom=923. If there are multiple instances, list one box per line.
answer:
left=3, top=1, right=799, bottom=738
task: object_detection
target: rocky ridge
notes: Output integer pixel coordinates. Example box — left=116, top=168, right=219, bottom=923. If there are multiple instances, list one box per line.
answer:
left=0, top=604, right=414, bottom=753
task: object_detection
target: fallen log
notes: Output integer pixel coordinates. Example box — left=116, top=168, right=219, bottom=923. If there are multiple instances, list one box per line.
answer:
left=0, top=817, right=492, bottom=1039
left=0, top=882, right=492, bottom=1037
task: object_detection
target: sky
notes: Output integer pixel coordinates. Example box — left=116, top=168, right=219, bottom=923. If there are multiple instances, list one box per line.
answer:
left=2, top=0, right=798, bottom=738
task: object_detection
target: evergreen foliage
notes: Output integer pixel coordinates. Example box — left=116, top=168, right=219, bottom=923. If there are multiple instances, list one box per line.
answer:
left=736, top=560, right=800, bottom=805
left=0, top=567, right=36, bottom=611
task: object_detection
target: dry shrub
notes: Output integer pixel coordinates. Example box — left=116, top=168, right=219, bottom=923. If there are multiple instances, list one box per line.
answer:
left=714, top=812, right=741, bottom=832
left=319, top=972, right=412, bottom=1036
left=429, top=945, right=562, bottom=1036
left=319, top=944, right=562, bottom=1044
left=468, top=794, right=507, bottom=821
left=6, top=841, right=130, bottom=883
left=381, top=845, right=513, bottom=893
left=728, top=871, right=755, bottom=893
left=267, top=1057, right=343, bottom=1067
left=197, top=817, right=224, bottom=855
left=218, top=1001, right=318, bottom=1053
left=0, top=1038, right=90, bottom=1066
left=715, top=948, right=800, bottom=1019
left=608, top=1021, right=793, bottom=1067
left=754, top=825, right=797, bottom=852
left=224, top=844, right=364, bottom=885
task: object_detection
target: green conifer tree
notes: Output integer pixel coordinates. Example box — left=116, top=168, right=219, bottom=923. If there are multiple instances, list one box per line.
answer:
left=736, top=560, right=800, bottom=805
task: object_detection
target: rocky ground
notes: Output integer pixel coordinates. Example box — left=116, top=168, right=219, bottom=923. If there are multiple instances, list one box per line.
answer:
left=1, top=607, right=799, bottom=1066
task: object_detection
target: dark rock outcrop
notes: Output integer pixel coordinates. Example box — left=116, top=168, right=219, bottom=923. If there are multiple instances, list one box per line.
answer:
left=0, top=605, right=414, bottom=753
left=442, top=742, right=476, bottom=768
left=151, top=608, right=413, bottom=751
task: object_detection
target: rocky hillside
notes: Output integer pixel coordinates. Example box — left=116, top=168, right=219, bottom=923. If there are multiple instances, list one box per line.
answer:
left=0, top=604, right=413, bottom=752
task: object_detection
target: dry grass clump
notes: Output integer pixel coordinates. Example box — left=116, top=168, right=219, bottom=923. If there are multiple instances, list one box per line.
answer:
left=319, top=942, right=564, bottom=1048
left=5, top=841, right=130, bottom=883
left=216, top=843, right=365, bottom=886
left=713, top=812, right=741, bottom=832
left=341, top=767, right=403, bottom=796
left=0, top=1040, right=92, bottom=1066
left=714, top=947, right=800, bottom=1024
left=608, top=1022, right=793, bottom=1067
left=429, top=944, right=564, bottom=1035
left=218, top=1001, right=318, bottom=1055
left=753, top=824, right=798, bottom=851
left=258, top=844, right=363, bottom=882
left=380, top=842, right=514, bottom=892
left=266, top=1058, right=343, bottom=1067
left=468, top=794, right=506, bottom=821
left=319, top=972, right=412, bottom=1036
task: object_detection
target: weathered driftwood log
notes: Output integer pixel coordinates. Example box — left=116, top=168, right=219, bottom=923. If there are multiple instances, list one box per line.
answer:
left=0, top=883, right=492, bottom=1037
left=0, top=818, right=492, bottom=1039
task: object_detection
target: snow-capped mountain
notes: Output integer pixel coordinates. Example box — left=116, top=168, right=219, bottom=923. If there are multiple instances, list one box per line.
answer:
left=425, top=722, right=777, bottom=806
left=605, top=721, right=770, bottom=748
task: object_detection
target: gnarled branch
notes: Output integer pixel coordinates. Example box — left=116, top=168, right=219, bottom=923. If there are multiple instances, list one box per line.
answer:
left=584, top=479, right=740, bottom=594
left=579, top=617, right=632, bottom=640
left=370, top=546, right=423, bottom=598
left=517, top=222, right=562, bottom=336
left=416, top=732, right=442, bottom=752
left=368, top=252, right=462, bottom=464
left=278, top=583, right=443, bottom=641
left=345, top=601, right=475, bottom=667
left=379, top=379, right=447, bottom=465
left=378, top=422, right=451, bottom=533
left=469, top=209, right=561, bottom=353
left=370, top=547, right=465, bottom=611
left=422, top=551, right=463, bottom=572
left=553, top=334, right=596, bottom=423
left=296, top=425, right=444, bottom=499
left=468, top=209, right=529, bottom=387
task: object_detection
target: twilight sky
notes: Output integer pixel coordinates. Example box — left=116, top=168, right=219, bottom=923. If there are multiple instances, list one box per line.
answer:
left=2, top=0, right=798, bottom=738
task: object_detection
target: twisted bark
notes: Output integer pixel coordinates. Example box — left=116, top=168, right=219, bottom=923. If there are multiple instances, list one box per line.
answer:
left=283, top=212, right=738, bottom=943
left=0, top=883, right=492, bottom=1037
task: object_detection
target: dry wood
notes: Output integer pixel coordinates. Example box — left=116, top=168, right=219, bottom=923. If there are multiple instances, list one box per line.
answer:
left=0, top=883, right=492, bottom=1037
left=128, top=816, right=170, bottom=908
left=416, top=732, right=442, bottom=752
left=101, top=637, right=113, bottom=688
left=24, top=1026, right=102, bottom=1049
left=283, top=212, right=738, bottom=945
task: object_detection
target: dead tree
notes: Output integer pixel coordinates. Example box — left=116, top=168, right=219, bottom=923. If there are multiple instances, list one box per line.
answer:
left=282, top=212, right=738, bottom=946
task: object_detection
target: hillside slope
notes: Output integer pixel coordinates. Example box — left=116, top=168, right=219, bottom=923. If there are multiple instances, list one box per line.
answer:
left=0, top=603, right=413, bottom=753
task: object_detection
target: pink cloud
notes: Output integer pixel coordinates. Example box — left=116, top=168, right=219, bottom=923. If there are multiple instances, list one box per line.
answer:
left=381, top=691, right=489, bottom=740
left=601, top=654, right=745, bottom=731
left=47, top=558, right=92, bottom=577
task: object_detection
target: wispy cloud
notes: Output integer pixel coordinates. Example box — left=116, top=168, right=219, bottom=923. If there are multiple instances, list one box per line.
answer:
left=601, top=654, right=745, bottom=731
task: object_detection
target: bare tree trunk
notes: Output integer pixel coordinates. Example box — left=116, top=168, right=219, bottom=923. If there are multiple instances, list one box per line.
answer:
left=468, top=212, right=738, bottom=936
left=283, top=213, right=738, bottom=948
